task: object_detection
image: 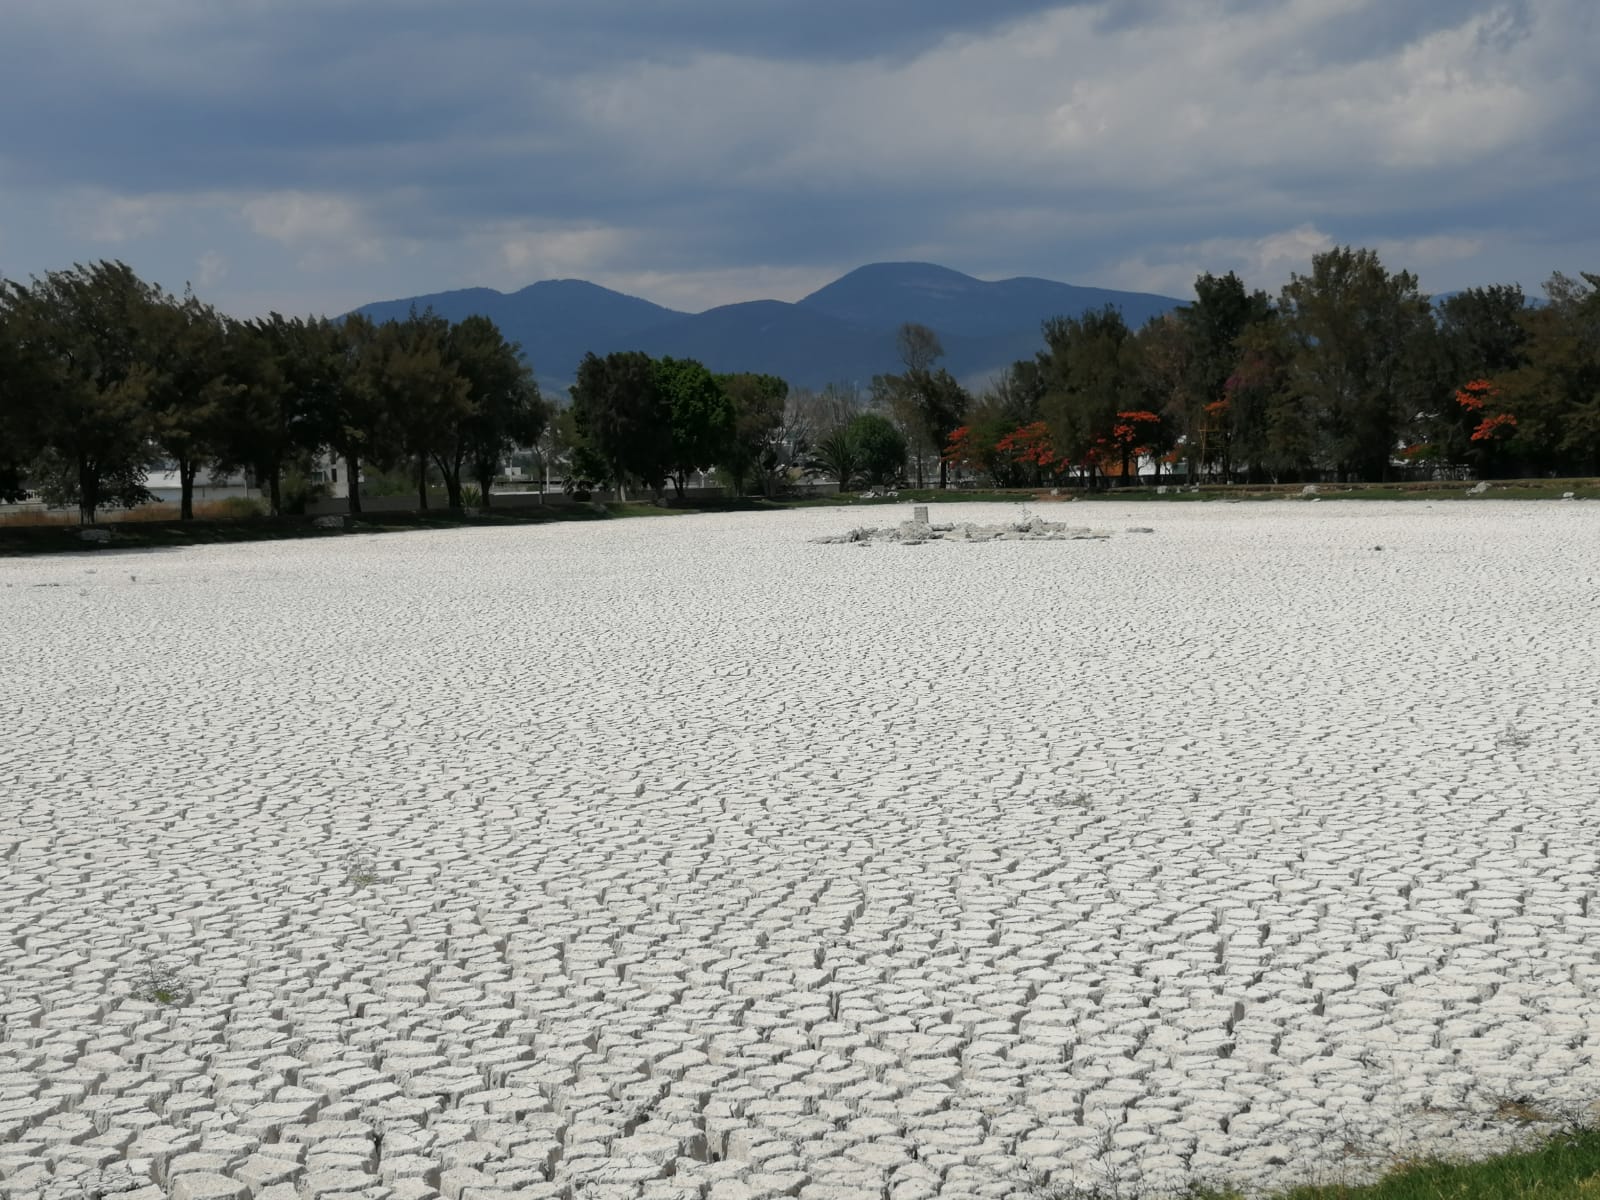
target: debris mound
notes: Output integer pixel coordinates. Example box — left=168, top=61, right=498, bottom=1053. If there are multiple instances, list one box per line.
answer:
left=813, top=515, right=1115, bottom=545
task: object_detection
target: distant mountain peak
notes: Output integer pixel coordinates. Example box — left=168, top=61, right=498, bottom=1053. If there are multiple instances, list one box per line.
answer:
left=349, top=261, right=1185, bottom=391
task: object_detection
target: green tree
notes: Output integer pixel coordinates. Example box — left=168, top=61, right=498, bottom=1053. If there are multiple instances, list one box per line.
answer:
left=810, top=426, right=861, bottom=493
left=144, top=290, right=235, bottom=519
left=1499, top=273, right=1600, bottom=476
left=366, top=310, right=470, bottom=510
left=1226, top=319, right=1307, bottom=482
left=2, top=261, right=159, bottom=522
left=847, top=411, right=907, bottom=486
left=1278, top=247, right=1436, bottom=482
left=1175, top=272, right=1275, bottom=481
left=1131, top=315, right=1193, bottom=482
left=325, top=313, right=395, bottom=515
left=214, top=315, right=322, bottom=516
left=716, top=372, right=789, bottom=496
left=1038, top=306, right=1139, bottom=489
left=1424, top=285, right=1533, bottom=475
left=873, top=324, right=971, bottom=488
left=0, top=290, right=45, bottom=502
left=656, top=356, right=732, bottom=496
left=449, top=315, right=546, bottom=509
left=569, top=351, right=670, bottom=499
left=1440, top=285, right=1531, bottom=377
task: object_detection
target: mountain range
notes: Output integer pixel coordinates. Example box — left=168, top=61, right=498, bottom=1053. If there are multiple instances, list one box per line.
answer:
left=350, top=262, right=1186, bottom=393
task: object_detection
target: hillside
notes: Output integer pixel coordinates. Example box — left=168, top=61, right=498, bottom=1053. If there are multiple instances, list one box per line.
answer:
left=349, top=262, right=1186, bottom=391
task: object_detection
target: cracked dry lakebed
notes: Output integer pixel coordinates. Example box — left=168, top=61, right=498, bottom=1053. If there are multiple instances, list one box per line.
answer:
left=2, top=500, right=1599, bottom=1200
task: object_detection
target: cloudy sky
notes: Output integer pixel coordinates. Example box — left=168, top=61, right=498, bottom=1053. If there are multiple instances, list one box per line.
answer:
left=2, top=0, right=1595, bottom=317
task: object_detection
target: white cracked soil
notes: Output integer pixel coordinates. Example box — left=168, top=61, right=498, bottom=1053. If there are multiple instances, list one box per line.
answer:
left=2, top=501, right=1598, bottom=1200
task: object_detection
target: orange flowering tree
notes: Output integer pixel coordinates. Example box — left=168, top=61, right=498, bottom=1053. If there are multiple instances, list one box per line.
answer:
left=943, top=416, right=1024, bottom=486
left=1453, top=378, right=1519, bottom=474
left=945, top=419, right=1075, bottom=486
left=942, top=424, right=984, bottom=474
left=1104, top=410, right=1161, bottom=484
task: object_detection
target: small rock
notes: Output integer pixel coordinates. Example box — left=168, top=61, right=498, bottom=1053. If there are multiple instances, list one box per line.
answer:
left=1300, top=485, right=1319, bottom=496
left=78, top=527, right=113, bottom=543
left=1468, top=481, right=1491, bottom=495
left=1125, top=526, right=1155, bottom=534
left=1562, top=491, right=1576, bottom=500
left=312, top=515, right=345, bottom=529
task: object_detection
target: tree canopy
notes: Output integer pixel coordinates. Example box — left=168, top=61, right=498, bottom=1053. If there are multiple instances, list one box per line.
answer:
left=4, top=248, right=1598, bottom=526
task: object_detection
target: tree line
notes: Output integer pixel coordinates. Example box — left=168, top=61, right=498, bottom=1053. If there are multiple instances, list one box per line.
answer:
left=567, top=247, right=1600, bottom=496
left=0, top=261, right=544, bottom=521
left=948, top=248, right=1600, bottom=488
left=3, top=250, right=1596, bottom=523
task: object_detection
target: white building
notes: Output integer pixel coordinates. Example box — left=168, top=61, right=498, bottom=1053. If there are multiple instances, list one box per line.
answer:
left=144, top=466, right=258, bottom=505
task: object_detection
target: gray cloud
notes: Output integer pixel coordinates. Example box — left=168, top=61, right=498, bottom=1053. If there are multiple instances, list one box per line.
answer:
left=1, top=0, right=1595, bottom=317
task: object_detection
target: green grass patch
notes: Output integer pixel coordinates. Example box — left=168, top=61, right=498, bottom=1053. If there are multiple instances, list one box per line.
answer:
left=1186, top=1128, right=1600, bottom=1200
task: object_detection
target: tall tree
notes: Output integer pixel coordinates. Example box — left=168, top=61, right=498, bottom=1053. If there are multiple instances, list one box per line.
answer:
left=1278, top=247, right=1435, bottom=482
left=1425, top=285, right=1533, bottom=475
left=1226, top=319, right=1307, bottom=482
left=873, top=324, right=970, bottom=488
left=1498, top=272, right=1600, bottom=476
left=450, top=316, right=545, bottom=508
left=365, top=310, right=469, bottom=510
left=0, top=289, right=45, bottom=502
left=1172, top=272, right=1275, bottom=481
left=2, top=262, right=158, bottom=522
left=324, top=313, right=392, bottom=515
left=569, top=350, right=670, bottom=500
left=1038, top=306, right=1139, bottom=489
left=657, top=356, right=733, bottom=497
left=716, top=372, right=789, bottom=497
left=144, top=290, right=234, bottom=519
left=215, top=315, right=321, bottom=516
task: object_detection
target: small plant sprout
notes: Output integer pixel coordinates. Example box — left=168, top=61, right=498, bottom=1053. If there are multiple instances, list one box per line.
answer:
left=1496, top=721, right=1532, bottom=750
left=132, top=952, right=192, bottom=1007
left=341, top=848, right=380, bottom=888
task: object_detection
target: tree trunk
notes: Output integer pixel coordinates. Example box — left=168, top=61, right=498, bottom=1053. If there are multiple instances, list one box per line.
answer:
left=78, top=455, right=97, bottom=525
left=417, top=453, right=429, bottom=511
left=475, top=467, right=493, bottom=509
left=432, top=452, right=465, bottom=510
left=268, top=465, right=282, bottom=516
left=346, top=453, right=362, bottom=515
left=1120, top=447, right=1131, bottom=486
left=180, top=458, right=197, bottom=520
left=939, top=458, right=948, bottom=489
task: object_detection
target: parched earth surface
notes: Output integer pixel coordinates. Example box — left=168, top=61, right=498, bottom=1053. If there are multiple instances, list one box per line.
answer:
left=3, top=500, right=1599, bottom=1200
